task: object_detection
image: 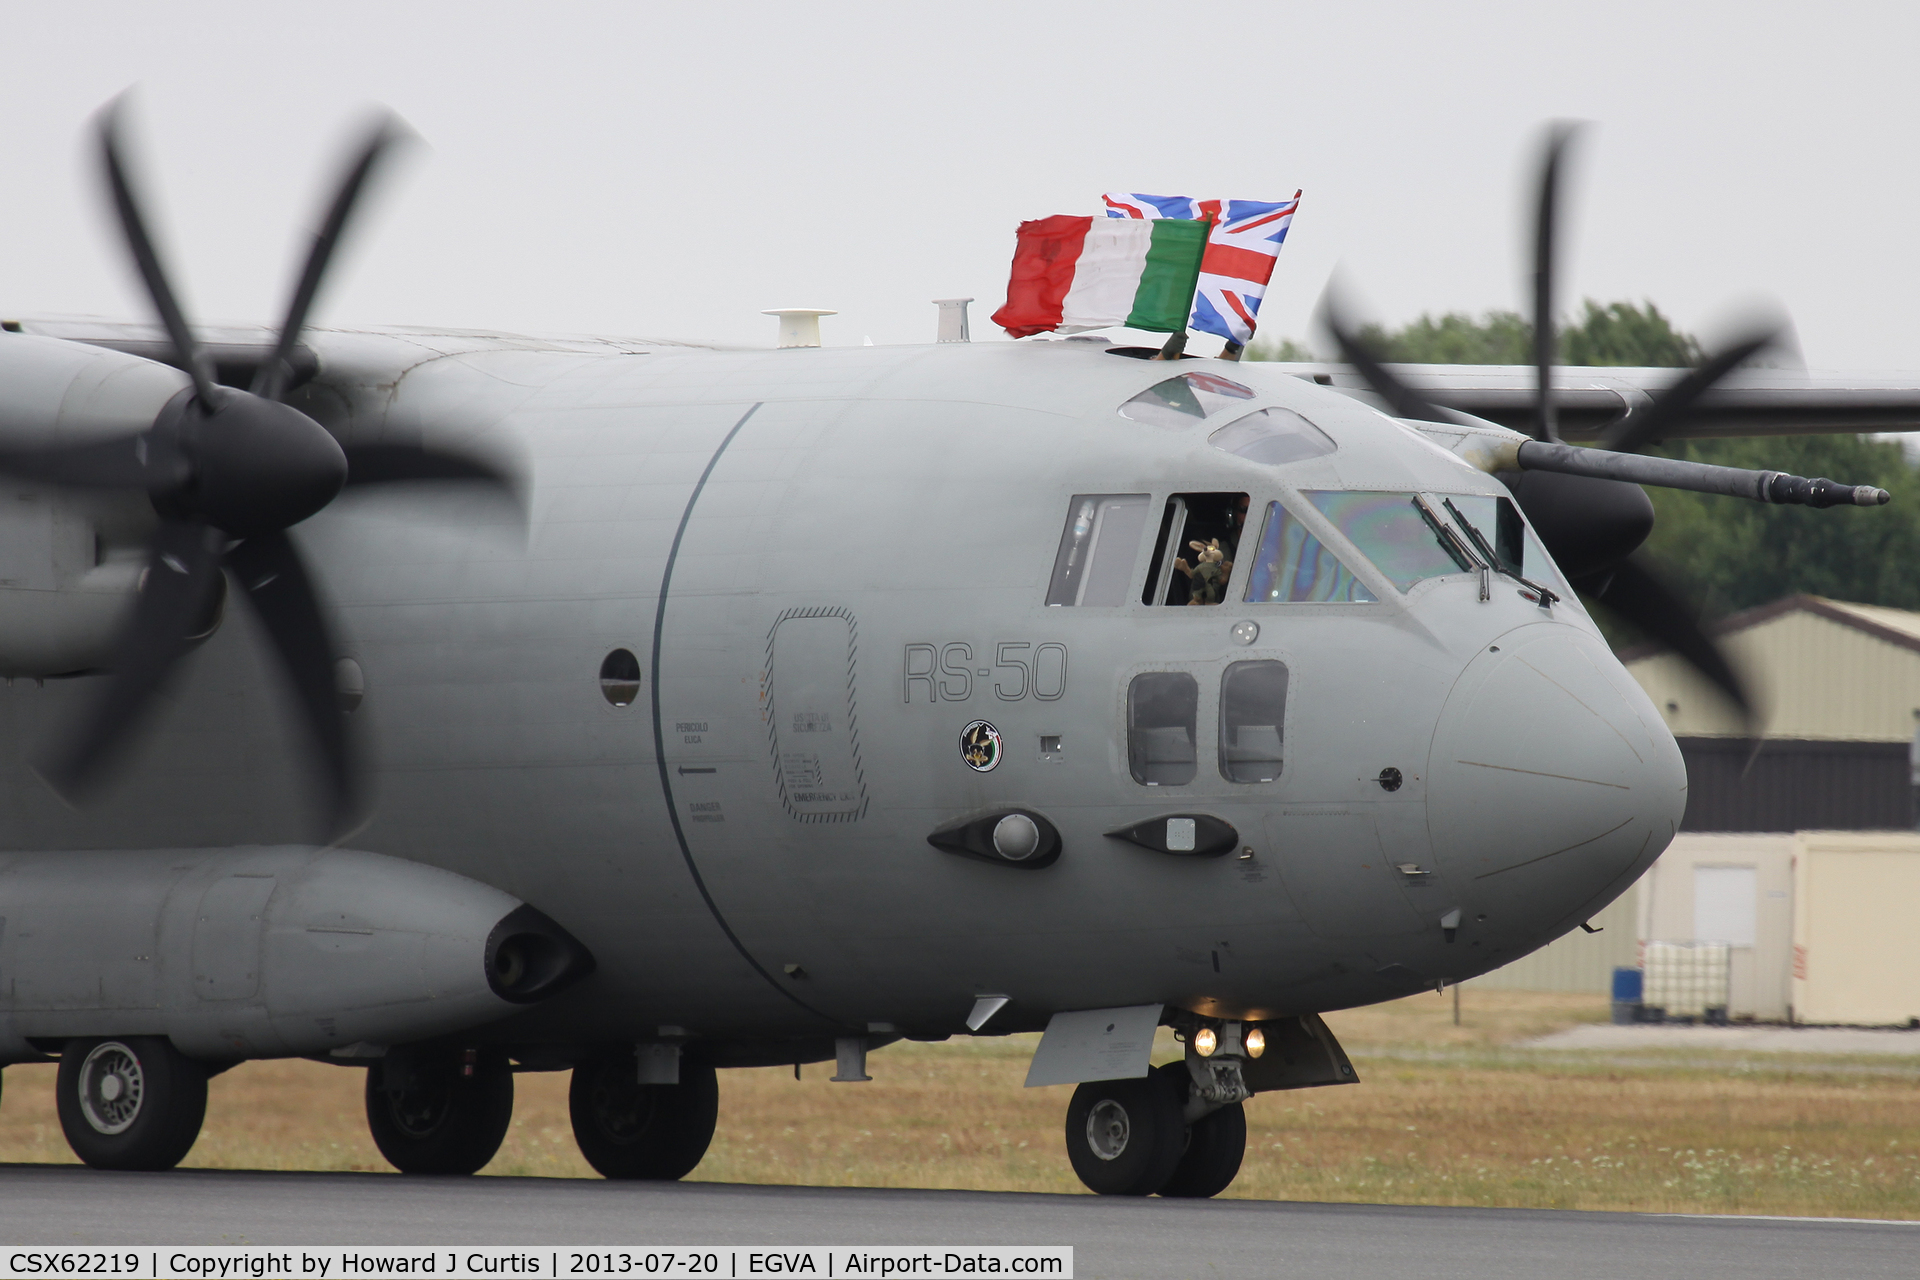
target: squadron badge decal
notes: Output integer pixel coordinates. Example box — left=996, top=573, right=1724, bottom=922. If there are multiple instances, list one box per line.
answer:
left=959, top=720, right=1002, bottom=772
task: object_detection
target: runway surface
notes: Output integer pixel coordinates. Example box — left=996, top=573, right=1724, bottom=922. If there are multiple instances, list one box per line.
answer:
left=2, top=1167, right=1915, bottom=1279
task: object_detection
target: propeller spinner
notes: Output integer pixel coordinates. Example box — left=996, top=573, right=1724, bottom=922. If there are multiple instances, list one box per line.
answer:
left=0, top=101, right=514, bottom=837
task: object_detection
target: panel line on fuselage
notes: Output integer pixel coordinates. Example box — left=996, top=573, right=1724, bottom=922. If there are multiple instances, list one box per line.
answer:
left=648, top=400, right=843, bottom=1027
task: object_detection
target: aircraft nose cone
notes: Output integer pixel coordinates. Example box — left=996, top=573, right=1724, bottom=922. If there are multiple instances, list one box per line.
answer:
left=1426, top=623, right=1685, bottom=939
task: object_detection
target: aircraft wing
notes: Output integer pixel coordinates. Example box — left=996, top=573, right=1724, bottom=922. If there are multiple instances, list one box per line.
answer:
left=1264, top=362, right=1920, bottom=441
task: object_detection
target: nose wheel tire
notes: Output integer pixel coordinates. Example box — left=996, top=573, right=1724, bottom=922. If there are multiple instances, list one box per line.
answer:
left=1157, top=1101, right=1247, bottom=1198
left=1063, top=1073, right=1185, bottom=1196
left=365, top=1051, right=513, bottom=1175
left=568, top=1051, right=718, bottom=1180
left=56, top=1037, right=208, bottom=1171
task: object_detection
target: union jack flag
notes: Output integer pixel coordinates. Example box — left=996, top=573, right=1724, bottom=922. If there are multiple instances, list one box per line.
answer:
left=1103, top=191, right=1303, bottom=344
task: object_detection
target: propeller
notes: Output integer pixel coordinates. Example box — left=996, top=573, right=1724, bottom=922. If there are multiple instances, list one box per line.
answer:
left=0, top=100, right=516, bottom=837
left=1318, top=125, right=1891, bottom=726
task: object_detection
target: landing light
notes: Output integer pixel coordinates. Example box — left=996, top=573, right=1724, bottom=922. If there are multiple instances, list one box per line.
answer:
left=1194, top=1027, right=1217, bottom=1057
left=1245, top=1026, right=1266, bottom=1058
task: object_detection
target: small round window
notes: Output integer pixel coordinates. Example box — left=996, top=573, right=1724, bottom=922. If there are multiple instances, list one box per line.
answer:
left=599, top=649, right=642, bottom=707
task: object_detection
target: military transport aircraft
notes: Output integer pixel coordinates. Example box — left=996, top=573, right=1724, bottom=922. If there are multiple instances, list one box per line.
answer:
left=0, top=106, right=1912, bottom=1199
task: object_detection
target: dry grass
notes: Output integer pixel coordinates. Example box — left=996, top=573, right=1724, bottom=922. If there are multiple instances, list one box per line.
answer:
left=3, top=991, right=1917, bottom=1218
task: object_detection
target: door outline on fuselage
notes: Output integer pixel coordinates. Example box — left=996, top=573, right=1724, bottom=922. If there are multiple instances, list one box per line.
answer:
left=762, top=604, right=870, bottom=825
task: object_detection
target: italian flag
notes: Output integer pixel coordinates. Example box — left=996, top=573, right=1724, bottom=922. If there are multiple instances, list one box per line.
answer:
left=991, top=215, right=1209, bottom=338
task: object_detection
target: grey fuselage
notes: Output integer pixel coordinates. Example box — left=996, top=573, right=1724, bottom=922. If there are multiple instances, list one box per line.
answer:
left=0, top=331, right=1687, bottom=1057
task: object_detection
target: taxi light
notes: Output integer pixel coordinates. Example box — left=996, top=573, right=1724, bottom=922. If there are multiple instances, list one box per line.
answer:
left=1194, top=1027, right=1217, bottom=1057
left=1245, top=1026, right=1266, bottom=1058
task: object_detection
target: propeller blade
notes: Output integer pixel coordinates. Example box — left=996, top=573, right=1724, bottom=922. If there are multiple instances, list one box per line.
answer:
left=225, top=531, right=359, bottom=837
left=254, top=118, right=405, bottom=402
left=97, top=101, right=219, bottom=407
left=38, top=519, right=224, bottom=802
left=341, top=440, right=518, bottom=493
left=1583, top=554, right=1752, bottom=726
left=1530, top=123, right=1579, bottom=442
left=1597, top=331, right=1778, bottom=455
left=1320, top=296, right=1455, bottom=424
left=0, top=432, right=165, bottom=489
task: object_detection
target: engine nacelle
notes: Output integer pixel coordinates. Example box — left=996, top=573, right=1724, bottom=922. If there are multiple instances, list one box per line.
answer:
left=0, top=845, right=593, bottom=1063
left=0, top=334, right=189, bottom=676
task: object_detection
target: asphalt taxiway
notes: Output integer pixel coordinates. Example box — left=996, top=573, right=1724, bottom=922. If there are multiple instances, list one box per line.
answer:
left=1, top=1167, right=1915, bottom=1279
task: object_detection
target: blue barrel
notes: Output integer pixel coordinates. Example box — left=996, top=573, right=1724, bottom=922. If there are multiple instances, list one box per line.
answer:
left=1611, top=966, right=1644, bottom=1024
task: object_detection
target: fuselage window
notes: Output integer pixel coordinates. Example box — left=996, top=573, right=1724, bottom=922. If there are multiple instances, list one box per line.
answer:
left=1209, top=407, right=1337, bottom=465
left=1220, top=660, right=1287, bottom=783
left=1241, top=501, right=1376, bottom=603
left=1305, top=490, right=1472, bottom=592
left=1141, top=492, right=1251, bottom=606
left=1046, top=494, right=1151, bottom=606
left=1127, top=672, right=1198, bottom=786
left=1118, top=372, right=1256, bottom=429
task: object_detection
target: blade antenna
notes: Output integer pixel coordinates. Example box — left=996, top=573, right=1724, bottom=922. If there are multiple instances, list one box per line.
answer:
left=255, top=116, right=404, bottom=402
left=97, top=100, right=219, bottom=407
left=1531, top=122, right=1579, bottom=443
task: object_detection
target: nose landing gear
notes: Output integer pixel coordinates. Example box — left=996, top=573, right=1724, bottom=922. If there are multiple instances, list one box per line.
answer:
left=1062, top=1021, right=1254, bottom=1199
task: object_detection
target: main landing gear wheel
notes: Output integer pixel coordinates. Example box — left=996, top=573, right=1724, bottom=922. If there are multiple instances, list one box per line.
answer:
left=365, top=1051, right=513, bottom=1175
left=1063, top=1072, right=1185, bottom=1196
left=1152, top=1064, right=1247, bottom=1199
left=56, top=1037, right=208, bottom=1171
left=569, top=1051, right=718, bottom=1180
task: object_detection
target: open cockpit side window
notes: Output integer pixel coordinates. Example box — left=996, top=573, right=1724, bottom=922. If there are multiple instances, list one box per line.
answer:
left=1141, top=491, right=1251, bottom=606
left=1128, top=671, right=1198, bottom=786
left=1046, top=494, right=1151, bottom=606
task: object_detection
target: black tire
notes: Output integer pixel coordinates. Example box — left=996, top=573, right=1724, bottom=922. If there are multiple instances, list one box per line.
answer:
left=1152, top=1061, right=1247, bottom=1199
left=56, top=1037, right=208, bottom=1172
left=1063, top=1072, right=1185, bottom=1196
left=568, top=1052, right=718, bottom=1180
left=365, top=1051, right=513, bottom=1175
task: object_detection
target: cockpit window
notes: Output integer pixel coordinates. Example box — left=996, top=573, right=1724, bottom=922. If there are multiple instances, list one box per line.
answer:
left=1441, top=494, right=1565, bottom=591
left=1118, top=372, right=1256, bottom=429
left=1209, top=408, right=1337, bottom=465
left=1141, top=492, right=1250, bottom=606
left=1241, top=501, right=1376, bottom=603
left=1046, top=494, right=1151, bottom=606
left=1305, top=490, right=1472, bottom=592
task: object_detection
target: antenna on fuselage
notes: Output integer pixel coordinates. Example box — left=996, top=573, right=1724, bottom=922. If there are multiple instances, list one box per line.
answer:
left=932, top=298, right=973, bottom=342
left=763, top=308, right=836, bottom=348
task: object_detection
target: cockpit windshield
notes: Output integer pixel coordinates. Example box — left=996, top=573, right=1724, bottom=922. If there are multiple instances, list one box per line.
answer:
left=1442, top=493, right=1563, bottom=589
left=1305, top=491, right=1468, bottom=592
left=1118, top=372, right=1256, bottom=429
left=1287, top=489, right=1566, bottom=598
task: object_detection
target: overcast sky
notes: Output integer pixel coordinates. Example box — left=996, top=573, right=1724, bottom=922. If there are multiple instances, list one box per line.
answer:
left=2, top=2, right=1916, bottom=367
